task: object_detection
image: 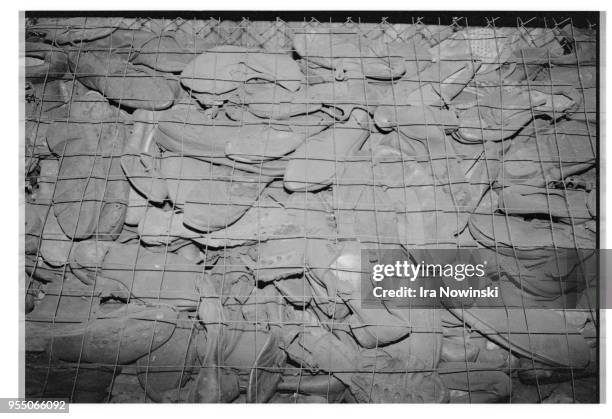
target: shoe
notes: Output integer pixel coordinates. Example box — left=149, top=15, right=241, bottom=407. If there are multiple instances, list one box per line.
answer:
left=293, top=28, right=405, bottom=80
left=332, top=158, right=400, bottom=245
left=283, top=108, right=370, bottom=192
left=70, top=241, right=202, bottom=309
left=447, top=308, right=591, bottom=369
left=32, top=17, right=123, bottom=44
left=231, top=79, right=382, bottom=121
left=182, top=167, right=272, bottom=233
left=247, top=331, right=286, bottom=403
left=286, top=329, right=448, bottom=402
left=137, top=207, right=198, bottom=245
left=50, top=303, right=178, bottom=365
left=497, top=119, right=595, bottom=187
left=468, top=213, right=595, bottom=261
left=498, top=185, right=592, bottom=223
left=455, top=83, right=581, bottom=144
left=156, top=105, right=288, bottom=176
left=194, top=192, right=333, bottom=248
left=438, top=362, right=511, bottom=403
left=434, top=27, right=518, bottom=75
left=46, top=92, right=130, bottom=240
left=131, top=35, right=213, bottom=73
left=180, top=45, right=303, bottom=95
left=40, top=209, right=72, bottom=267
left=349, top=353, right=448, bottom=402
left=120, top=110, right=169, bottom=204
left=419, top=59, right=482, bottom=104
left=372, top=141, right=471, bottom=238
left=68, top=49, right=179, bottom=110
left=243, top=238, right=307, bottom=283
left=512, top=24, right=596, bottom=66
left=25, top=42, right=69, bottom=83
left=25, top=203, right=45, bottom=255
left=160, top=155, right=209, bottom=207
left=136, top=316, right=200, bottom=402
left=229, top=82, right=325, bottom=120
left=27, top=159, right=59, bottom=255
left=125, top=187, right=149, bottom=226
left=535, top=66, right=596, bottom=123
left=373, top=105, right=467, bottom=200
left=454, top=87, right=542, bottom=143
left=223, top=105, right=335, bottom=163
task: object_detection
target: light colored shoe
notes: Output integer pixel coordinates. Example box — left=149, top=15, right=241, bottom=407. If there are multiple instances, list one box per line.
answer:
left=69, top=49, right=179, bottom=110
left=293, top=28, right=406, bottom=80
left=46, top=92, right=130, bottom=240
left=498, top=185, right=592, bottom=222
left=50, top=303, right=178, bottom=365
left=181, top=45, right=303, bottom=95
left=497, top=119, right=595, bottom=187
left=70, top=241, right=202, bottom=309
left=284, top=108, right=371, bottom=192
left=447, top=308, right=591, bottom=369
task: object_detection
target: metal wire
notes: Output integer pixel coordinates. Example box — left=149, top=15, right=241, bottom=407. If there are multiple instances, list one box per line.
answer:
left=23, top=15, right=599, bottom=404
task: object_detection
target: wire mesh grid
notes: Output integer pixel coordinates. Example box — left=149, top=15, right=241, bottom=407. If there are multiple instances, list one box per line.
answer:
left=23, top=14, right=599, bottom=403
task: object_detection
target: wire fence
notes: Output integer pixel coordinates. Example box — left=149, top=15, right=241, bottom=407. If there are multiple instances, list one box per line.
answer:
left=23, top=14, right=599, bottom=403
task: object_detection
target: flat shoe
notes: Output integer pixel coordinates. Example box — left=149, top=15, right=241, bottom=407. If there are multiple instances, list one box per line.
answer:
left=125, top=187, right=149, bottom=226
left=25, top=42, right=69, bottom=83
left=40, top=209, right=72, bottom=267
left=497, top=119, right=595, bottom=187
left=447, top=308, right=591, bottom=368
left=373, top=145, right=466, bottom=246
left=438, top=362, right=511, bottom=403
left=156, top=105, right=288, bottom=176
left=46, top=92, right=130, bottom=240
left=68, top=49, right=179, bottom=110
left=283, top=108, right=370, bottom=192
left=247, top=331, right=286, bottom=403
left=32, top=17, right=123, bottom=44
left=194, top=192, right=332, bottom=248
left=455, top=87, right=545, bottom=143
left=50, top=304, right=177, bottom=365
left=181, top=45, right=303, bottom=95
left=120, top=110, right=169, bottom=204
left=138, top=207, right=198, bottom=245
left=293, top=28, right=405, bottom=80
left=468, top=213, right=595, bottom=260
left=433, top=27, right=517, bottom=75
left=498, top=185, right=592, bottom=222
left=373, top=107, right=471, bottom=208
left=183, top=170, right=272, bottom=232
left=131, top=35, right=213, bottom=73
left=136, top=317, right=200, bottom=402
left=70, top=241, right=202, bottom=309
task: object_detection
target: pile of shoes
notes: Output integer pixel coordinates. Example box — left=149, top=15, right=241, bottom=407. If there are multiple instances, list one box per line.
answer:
left=24, top=18, right=598, bottom=403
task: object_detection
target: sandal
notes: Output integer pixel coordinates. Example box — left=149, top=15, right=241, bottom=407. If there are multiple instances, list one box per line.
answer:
left=120, top=110, right=169, bottom=204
